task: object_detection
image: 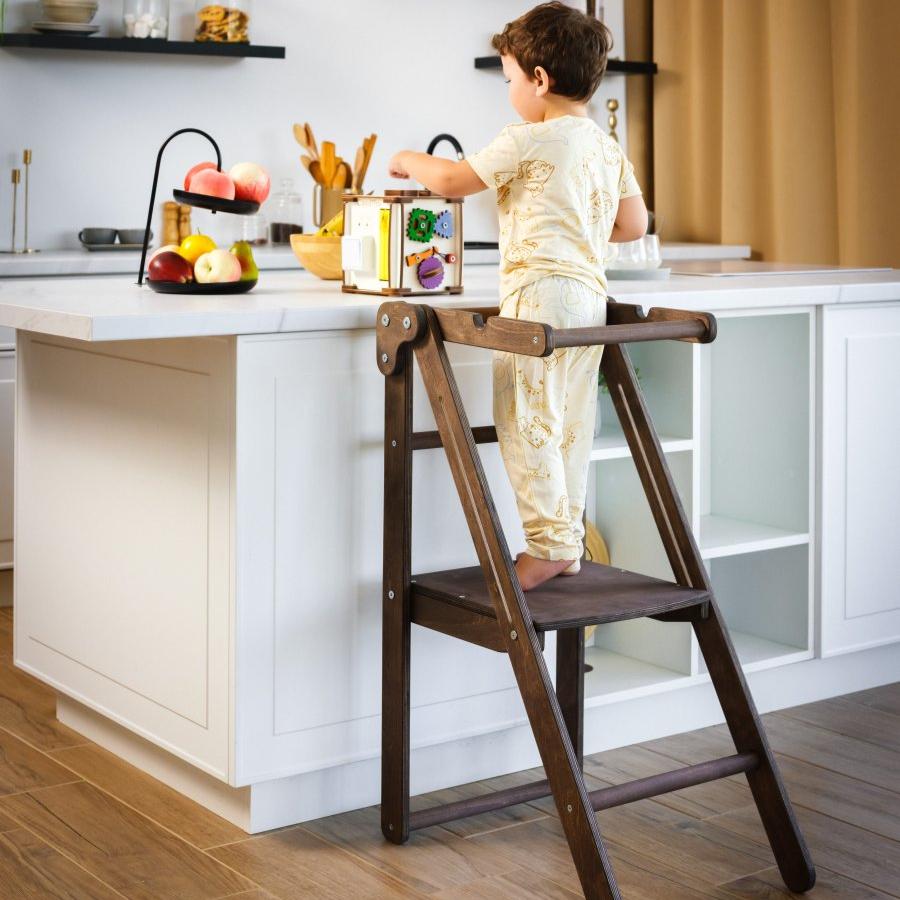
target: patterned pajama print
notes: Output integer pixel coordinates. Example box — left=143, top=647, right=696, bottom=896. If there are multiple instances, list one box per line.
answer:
left=467, top=115, right=642, bottom=561
left=493, top=277, right=606, bottom=561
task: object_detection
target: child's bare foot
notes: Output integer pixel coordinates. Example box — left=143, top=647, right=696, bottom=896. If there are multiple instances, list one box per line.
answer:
left=515, top=553, right=577, bottom=591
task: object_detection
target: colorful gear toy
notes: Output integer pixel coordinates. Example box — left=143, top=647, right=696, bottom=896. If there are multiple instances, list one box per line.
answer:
left=407, top=208, right=436, bottom=243
left=417, top=255, right=445, bottom=290
left=434, top=209, right=454, bottom=239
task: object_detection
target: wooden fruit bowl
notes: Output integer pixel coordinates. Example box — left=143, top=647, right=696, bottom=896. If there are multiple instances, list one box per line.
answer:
left=291, top=234, right=342, bottom=280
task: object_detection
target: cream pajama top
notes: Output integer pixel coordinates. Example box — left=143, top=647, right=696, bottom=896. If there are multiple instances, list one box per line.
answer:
left=467, top=116, right=642, bottom=561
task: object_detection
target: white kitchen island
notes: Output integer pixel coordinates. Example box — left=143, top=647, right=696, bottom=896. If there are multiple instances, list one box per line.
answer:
left=1, top=266, right=899, bottom=832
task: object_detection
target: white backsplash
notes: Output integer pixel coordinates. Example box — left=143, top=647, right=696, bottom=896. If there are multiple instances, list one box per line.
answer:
left=1, top=0, right=628, bottom=251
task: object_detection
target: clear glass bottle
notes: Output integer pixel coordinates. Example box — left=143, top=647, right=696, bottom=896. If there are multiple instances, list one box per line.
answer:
left=269, top=179, right=304, bottom=244
left=241, top=212, right=269, bottom=246
left=123, top=0, right=169, bottom=38
left=195, top=0, right=251, bottom=43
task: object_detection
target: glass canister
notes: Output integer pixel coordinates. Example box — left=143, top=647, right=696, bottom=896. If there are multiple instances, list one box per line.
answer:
left=123, top=0, right=169, bottom=38
left=269, top=179, right=303, bottom=244
left=194, top=0, right=251, bottom=43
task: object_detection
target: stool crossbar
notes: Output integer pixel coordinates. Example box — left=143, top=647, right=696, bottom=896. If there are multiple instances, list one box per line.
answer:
left=375, top=298, right=816, bottom=900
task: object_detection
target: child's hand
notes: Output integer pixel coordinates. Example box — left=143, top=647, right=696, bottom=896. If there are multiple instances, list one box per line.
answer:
left=388, top=152, right=411, bottom=179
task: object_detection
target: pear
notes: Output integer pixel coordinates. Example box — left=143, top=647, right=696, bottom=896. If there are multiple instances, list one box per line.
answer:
left=229, top=241, right=259, bottom=282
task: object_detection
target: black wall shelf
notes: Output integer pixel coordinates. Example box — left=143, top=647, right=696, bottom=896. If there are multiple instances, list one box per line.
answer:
left=0, top=33, right=285, bottom=58
left=474, top=55, right=656, bottom=75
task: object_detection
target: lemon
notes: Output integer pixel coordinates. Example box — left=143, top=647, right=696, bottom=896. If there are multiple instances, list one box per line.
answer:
left=180, top=233, right=217, bottom=265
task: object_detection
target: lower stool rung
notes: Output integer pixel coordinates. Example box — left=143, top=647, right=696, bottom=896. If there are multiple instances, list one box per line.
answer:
left=409, top=751, right=759, bottom=831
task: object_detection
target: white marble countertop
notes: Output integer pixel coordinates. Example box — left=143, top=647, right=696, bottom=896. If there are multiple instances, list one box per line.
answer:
left=0, top=264, right=897, bottom=343
left=0, top=242, right=751, bottom=279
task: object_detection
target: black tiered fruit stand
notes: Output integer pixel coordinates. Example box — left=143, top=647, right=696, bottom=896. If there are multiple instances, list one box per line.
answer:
left=137, top=128, right=259, bottom=294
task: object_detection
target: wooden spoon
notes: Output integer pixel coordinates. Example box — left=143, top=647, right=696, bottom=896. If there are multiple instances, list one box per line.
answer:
left=357, top=133, right=377, bottom=190
left=304, top=122, right=320, bottom=161
left=352, top=147, right=365, bottom=192
left=331, top=161, right=350, bottom=190
left=320, top=141, right=337, bottom=188
left=308, top=159, right=325, bottom=186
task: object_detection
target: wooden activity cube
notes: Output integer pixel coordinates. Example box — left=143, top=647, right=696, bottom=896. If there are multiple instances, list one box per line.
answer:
left=341, top=190, right=463, bottom=296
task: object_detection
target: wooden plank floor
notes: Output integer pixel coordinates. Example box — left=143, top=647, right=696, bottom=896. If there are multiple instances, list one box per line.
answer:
left=0, top=604, right=897, bottom=898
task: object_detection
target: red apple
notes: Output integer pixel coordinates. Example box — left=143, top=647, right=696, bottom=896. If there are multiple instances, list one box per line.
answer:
left=148, top=250, right=194, bottom=283
left=184, top=161, right=217, bottom=191
left=189, top=167, right=235, bottom=201
left=194, top=249, right=242, bottom=283
left=229, top=162, right=270, bottom=204
left=147, top=243, right=181, bottom=266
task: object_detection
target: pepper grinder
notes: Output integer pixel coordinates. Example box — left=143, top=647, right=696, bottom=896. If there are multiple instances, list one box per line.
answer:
left=1, top=169, right=20, bottom=255
left=22, top=149, right=38, bottom=254
left=607, top=98, right=619, bottom=143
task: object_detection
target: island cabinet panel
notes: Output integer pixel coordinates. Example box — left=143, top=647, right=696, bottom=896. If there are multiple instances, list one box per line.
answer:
left=233, top=332, right=530, bottom=786
left=0, top=350, right=14, bottom=567
left=14, top=333, right=235, bottom=780
left=820, top=304, right=900, bottom=655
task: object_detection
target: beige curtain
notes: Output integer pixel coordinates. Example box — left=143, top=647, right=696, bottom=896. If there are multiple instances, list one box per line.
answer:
left=635, top=0, right=899, bottom=266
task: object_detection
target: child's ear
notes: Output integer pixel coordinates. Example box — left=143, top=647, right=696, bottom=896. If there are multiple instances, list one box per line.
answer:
left=533, top=65, right=552, bottom=97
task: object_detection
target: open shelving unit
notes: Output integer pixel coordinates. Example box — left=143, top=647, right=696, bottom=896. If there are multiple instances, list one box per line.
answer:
left=475, top=55, right=657, bottom=75
left=584, top=306, right=816, bottom=696
left=0, top=33, right=285, bottom=58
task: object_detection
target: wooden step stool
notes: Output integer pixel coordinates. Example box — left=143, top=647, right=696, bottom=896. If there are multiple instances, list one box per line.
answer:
left=375, top=299, right=816, bottom=899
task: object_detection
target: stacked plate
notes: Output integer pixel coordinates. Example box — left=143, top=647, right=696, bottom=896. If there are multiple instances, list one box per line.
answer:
left=33, top=0, right=99, bottom=35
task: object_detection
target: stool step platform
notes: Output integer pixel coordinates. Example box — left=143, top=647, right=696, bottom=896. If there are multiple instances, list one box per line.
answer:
left=412, top=560, right=710, bottom=632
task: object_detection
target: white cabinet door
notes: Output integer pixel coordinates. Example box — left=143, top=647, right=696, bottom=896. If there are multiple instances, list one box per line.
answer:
left=0, top=351, right=14, bottom=564
left=820, top=304, right=900, bottom=655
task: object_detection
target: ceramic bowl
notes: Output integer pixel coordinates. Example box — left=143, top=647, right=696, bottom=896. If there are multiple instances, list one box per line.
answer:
left=42, top=0, right=98, bottom=24
left=290, top=234, right=343, bottom=280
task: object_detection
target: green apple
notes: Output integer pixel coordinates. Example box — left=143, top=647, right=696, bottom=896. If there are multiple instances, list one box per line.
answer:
left=229, top=241, right=259, bottom=282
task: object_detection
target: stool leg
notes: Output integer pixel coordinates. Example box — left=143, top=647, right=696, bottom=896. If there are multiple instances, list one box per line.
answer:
left=695, top=601, right=816, bottom=892
left=382, top=361, right=413, bottom=844
left=556, top=628, right=585, bottom=767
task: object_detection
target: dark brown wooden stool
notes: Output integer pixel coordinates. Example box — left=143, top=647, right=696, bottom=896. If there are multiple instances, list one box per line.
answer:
left=375, top=299, right=815, bottom=899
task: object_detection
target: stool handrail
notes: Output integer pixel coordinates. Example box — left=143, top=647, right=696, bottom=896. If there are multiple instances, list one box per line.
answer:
left=375, top=298, right=716, bottom=376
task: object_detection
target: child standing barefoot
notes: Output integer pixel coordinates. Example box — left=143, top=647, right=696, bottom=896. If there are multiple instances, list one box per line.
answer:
left=388, top=2, right=648, bottom=591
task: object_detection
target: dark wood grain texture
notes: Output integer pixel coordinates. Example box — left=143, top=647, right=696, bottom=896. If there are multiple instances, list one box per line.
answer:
left=412, top=306, right=622, bottom=898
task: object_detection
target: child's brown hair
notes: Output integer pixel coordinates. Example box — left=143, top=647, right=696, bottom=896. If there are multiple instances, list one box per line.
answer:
left=491, top=1, right=613, bottom=103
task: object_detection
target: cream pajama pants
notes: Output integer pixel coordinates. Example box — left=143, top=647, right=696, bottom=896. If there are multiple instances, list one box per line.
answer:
left=492, top=275, right=607, bottom=562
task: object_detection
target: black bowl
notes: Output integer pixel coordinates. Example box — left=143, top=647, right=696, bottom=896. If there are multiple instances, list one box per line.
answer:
left=146, top=279, right=257, bottom=295
left=173, top=189, right=260, bottom=216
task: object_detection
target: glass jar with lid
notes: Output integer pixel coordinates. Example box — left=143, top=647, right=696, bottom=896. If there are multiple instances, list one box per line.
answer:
left=269, top=179, right=303, bottom=244
left=124, top=0, right=169, bottom=38
left=194, top=0, right=251, bottom=43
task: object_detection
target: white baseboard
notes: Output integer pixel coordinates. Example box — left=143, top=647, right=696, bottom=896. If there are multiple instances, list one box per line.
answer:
left=57, top=642, right=900, bottom=834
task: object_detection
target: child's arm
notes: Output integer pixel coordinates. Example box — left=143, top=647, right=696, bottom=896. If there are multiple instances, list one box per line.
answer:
left=610, top=195, right=649, bottom=243
left=389, top=151, right=488, bottom=197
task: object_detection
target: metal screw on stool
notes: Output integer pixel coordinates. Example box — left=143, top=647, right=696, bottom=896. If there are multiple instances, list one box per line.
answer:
left=402, top=316, right=411, bottom=329
left=510, top=630, right=518, bottom=640
left=532, top=336, right=539, bottom=344
left=391, top=439, right=397, bottom=447
left=388, top=589, right=395, bottom=600
left=381, top=314, right=390, bottom=327
left=567, top=804, right=573, bottom=813
left=381, top=353, right=389, bottom=364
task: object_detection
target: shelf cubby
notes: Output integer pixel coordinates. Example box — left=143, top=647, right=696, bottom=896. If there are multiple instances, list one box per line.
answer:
left=699, top=544, right=811, bottom=672
left=699, top=311, right=811, bottom=548
left=585, top=450, right=695, bottom=695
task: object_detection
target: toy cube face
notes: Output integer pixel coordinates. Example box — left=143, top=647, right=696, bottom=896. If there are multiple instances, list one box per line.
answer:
left=342, top=194, right=463, bottom=296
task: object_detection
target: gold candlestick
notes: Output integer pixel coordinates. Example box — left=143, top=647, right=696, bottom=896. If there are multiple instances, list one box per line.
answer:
left=22, top=149, right=38, bottom=254
left=1, top=169, right=20, bottom=255
left=606, top=98, right=619, bottom=143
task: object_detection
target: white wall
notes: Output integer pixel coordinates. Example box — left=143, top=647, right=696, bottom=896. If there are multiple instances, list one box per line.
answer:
left=1, top=0, right=626, bottom=251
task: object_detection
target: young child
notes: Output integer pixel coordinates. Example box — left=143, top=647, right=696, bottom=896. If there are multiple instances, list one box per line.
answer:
left=388, top=1, right=648, bottom=591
